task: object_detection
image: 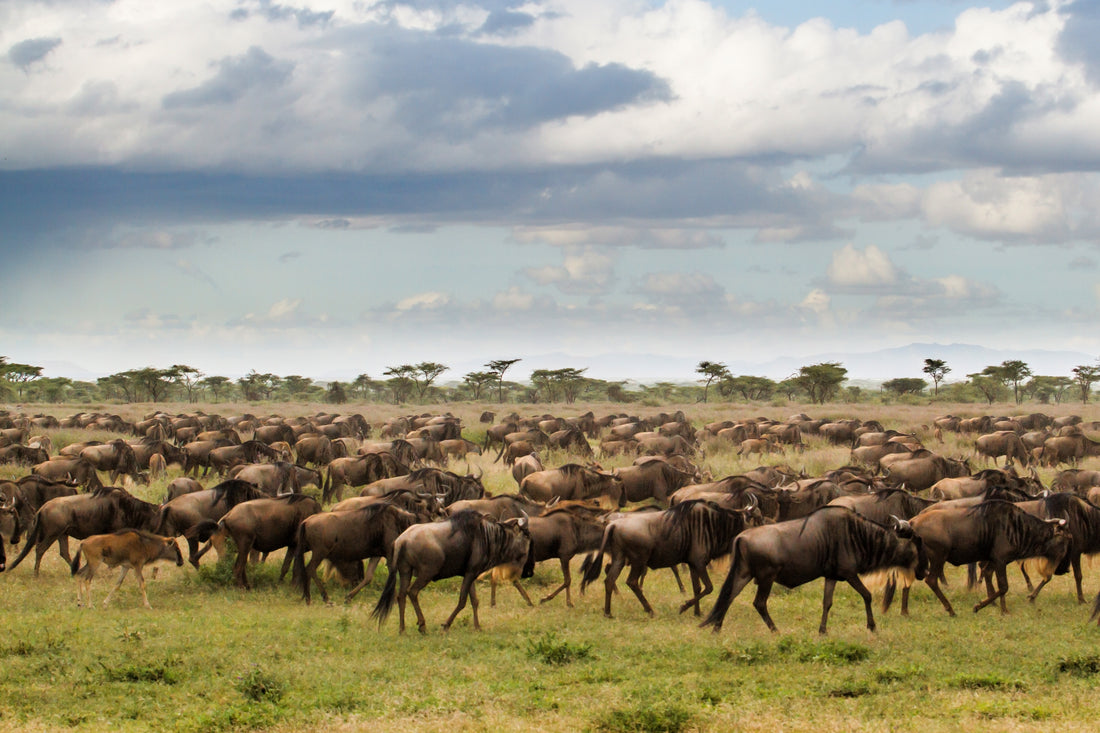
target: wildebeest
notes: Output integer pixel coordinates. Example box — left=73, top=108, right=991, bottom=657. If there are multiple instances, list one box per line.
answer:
left=371, top=510, right=533, bottom=633
left=359, top=467, right=485, bottom=506
left=1010, top=492, right=1100, bottom=603
left=613, top=460, right=697, bottom=506
left=162, top=477, right=204, bottom=503
left=907, top=500, right=1072, bottom=616
left=293, top=502, right=426, bottom=604
left=447, top=493, right=546, bottom=520
left=8, top=487, right=161, bottom=575
left=208, top=440, right=280, bottom=476
left=71, top=530, right=183, bottom=609
left=484, top=504, right=607, bottom=608
left=881, top=452, right=969, bottom=492
left=520, top=464, right=625, bottom=509
left=582, top=498, right=762, bottom=618
left=701, top=507, right=927, bottom=634
left=324, top=452, right=409, bottom=503
left=828, top=488, right=938, bottom=525
left=0, top=444, right=49, bottom=467
left=155, top=480, right=270, bottom=567
left=975, top=431, right=1031, bottom=468
left=511, top=452, right=544, bottom=486
left=229, top=461, right=304, bottom=496
left=80, top=439, right=140, bottom=484
left=199, top=494, right=322, bottom=589
left=32, top=457, right=103, bottom=491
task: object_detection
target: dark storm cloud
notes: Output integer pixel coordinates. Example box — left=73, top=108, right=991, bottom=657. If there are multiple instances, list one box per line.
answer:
left=343, top=26, right=672, bottom=132
left=162, top=46, right=294, bottom=109
left=8, top=37, right=62, bottom=70
left=477, top=10, right=537, bottom=35
left=231, top=0, right=335, bottom=28
left=1059, top=0, right=1100, bottom=85
left=0, top=157, right=846, bottom=251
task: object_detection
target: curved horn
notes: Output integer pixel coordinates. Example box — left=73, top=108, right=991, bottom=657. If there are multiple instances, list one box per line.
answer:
left=742, top=493, right=758, bottom=512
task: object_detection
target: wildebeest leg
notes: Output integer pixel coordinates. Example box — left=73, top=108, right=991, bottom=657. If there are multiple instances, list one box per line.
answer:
left=1072, top=555, right=1085, bottom=603
left=540, top=558, right=572, bottom=607
left=135, top=567, right=154, bottom=609
left=603, top=557, right=626, bottom=618
left=753, top=578, right=778, bottom=632
left=102, top=566, right=129, bottom=608
left=625, top=565, right=654, bottom=617
left=1027, top=569, right=1054, bottom=603
left=511, top=579, right=534, bottom=607
left=234, top=536, right=253, bottom=588
left=1019, top=561, right=1034, bottom=592
left=442, top=574, right=477, bottom=631
left=848, top=575, right=875, bottom=633
left=669, top=564, right=686, bottom=593
left=819, top=578, right=837, bottom=634
left=973, top=563, right=1009, bottom=614
left=303, top=557, right=326, bottom=604
left=344, top=557, right=383, bottom=603
left=186, top=536, right=201, bottom=569
left=33, top=535, right=58, bottom=577
left=678, top=565, right=711, bottom=616
left=277, top=546, right=296, bottom=583
left=924, top=561, right=955, bottom=616
left=406, top=576, right=432, bottom=634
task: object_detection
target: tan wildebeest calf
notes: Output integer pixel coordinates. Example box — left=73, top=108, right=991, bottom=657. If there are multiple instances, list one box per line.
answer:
left=70, top=530, right=183, bottom=609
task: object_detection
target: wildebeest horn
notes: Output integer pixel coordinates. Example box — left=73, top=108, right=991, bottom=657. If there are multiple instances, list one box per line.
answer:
left=547, top=496, right=560, bottom=507
left=1045, top=518, right=1067, bottom=526
left=742, top=493, right=758, bottom=512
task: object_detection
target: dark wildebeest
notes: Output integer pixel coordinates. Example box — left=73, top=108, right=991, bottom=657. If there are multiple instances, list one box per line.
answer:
left=293, top=502, right=427, bottom=605
left=32, top=457, right=103, bottom=491
left=182, top=439, right=234, bottom=477
left=520, top=464, right=625, bottom=509
left=975, top=431, right=1031, bottom=468
left=71, top=530, right=183, bottom=609
left=155, top=480, right=270, bottom=567
left=511, top=452, right=544, bottom=486
left=701, top=507, right=927, bottom=634
left=487, top=505, right=609, bottom=608
left=881, top=453, right=969, bottom=493
left=359, top=467, right=485, bottom=507
left=438, top=438, right=482, bottom=464
left=324, top=453, right=409, bottom=503
left=208, top=440, right=280, bottom=476
left=1, top=476, right=79, bottom=542
left=613, top=460, right=697, bottom=506
left=447, top=493, right=547, bottom=520
left=131, top=440, right=186, bottom=471
left=828, top=488, right=938, bottom=525
left=295, top=436, right=336, bottom=469
left=1010, top=492, right=1100, bottom=603
left=162, top=477, right=204, bottom=503
left=8, top=487, right=161, bottom=575
left=582, top=498, right=763, bottom=618
left=371, top=510, right=533, bottom=634
left=80, top=439, right=140, bottom=484
left=197, top=494, right=322, bottom=589
left=0, top=444, right=49, bottom=468
left=229, top=461, right=304, bottom=496
left=906, top=500, right=1072, bottom=616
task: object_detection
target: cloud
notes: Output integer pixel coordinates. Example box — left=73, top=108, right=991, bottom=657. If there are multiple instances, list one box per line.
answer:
left=492, top=286, right=535, bottom=310
left=8, top=37, right=62, bottom=71
left=232, top=0, right=335, bottom=28
left=523, top=247, right=615, bottom=295
left=513, top=225, right=723, bottom=250
left=162, top=46, right=294, bottom=109
left=109, top=229, right=214, bottom=250
left=279, top=251, right=302, bottom=263
left=632, top=272, right=731, bottom=315
left=173, top=259, right=220, bottom=291
left=267, top=298, right=301, bottom=319
left=1070, top=255, right=1098, bottom=270
left=394, top=292, right=451, bottom=311
left=826, top=244, right=899, bottom=290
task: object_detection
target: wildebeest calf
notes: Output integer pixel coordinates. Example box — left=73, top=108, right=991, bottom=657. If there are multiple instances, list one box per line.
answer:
left=71, top=529, right=183, bottom=609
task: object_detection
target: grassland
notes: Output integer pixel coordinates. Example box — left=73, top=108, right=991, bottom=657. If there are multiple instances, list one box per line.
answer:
left=2, top=399, right=1100, bottom=732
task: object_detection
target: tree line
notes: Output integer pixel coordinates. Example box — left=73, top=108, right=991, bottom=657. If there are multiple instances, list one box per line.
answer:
left=2, top=354, right=1099, bottom=406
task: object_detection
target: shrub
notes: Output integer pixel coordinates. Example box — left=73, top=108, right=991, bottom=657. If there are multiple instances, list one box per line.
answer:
left=237, top=666, right=285, bottom=703
left=591, top=702, right=693, bottom=733
left=526, top=632, right=593, bottom=666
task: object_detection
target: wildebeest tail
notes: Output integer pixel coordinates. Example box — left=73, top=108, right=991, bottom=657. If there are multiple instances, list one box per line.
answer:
left=580, top=525, right=613, bottom=592
left=371, top=544, right=401, bottom=626
left=700, top=535, right=744, bottom=629
left=70, top=547, right=84, bottom=576
left=292, top=524, right=310, bottom=595
left=5, top=512, right=43, bottom=572
left=184, top=519, right=221, bottom=543
left=1091, top=592, right=1100, bottom=625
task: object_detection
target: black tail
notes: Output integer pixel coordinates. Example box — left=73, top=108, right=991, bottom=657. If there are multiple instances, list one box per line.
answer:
left=371, top=544, right=401, bottom=627
left=1091, top=591, right=1100, bottom=624
left=184, top=519, right=220, bottom=543
left=700, top=536, right=744, bottom=629
left=580, top=526, right=613, bottom=592
left=292, top=524, right=310, bottom=599
left=5, top=513, right=42, bottom=572
left=966, top=562, right=978, bottom=591
left=882, top=575, right=896, bottom=613
left=70, top=547, right=83, bottom=576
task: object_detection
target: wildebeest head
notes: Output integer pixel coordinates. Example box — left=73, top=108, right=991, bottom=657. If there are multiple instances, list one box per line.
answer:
left=502, top=514, right=535, bottom=579
left=890, top=515, right=927, bottom=581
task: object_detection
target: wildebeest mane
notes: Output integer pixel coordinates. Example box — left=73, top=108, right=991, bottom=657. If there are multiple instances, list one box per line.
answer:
left=210, top=479, right=268, bottom=508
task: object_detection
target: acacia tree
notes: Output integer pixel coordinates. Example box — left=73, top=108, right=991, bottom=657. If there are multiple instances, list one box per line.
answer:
left=1026, top=375, right=1072, bottom=404
left=199, top=376, right=231, bottom=403
left=327, top=381, right=348, bottom=404
left=283, top=375, right=314, bottom=399
left=1072, top=365, right=1100, bottom=404
left=922, top=358, right=950, bottom=396
left=981, top=360, right=1031, bottom=405
left=792, top=362, right=847, bottom=404
left=967, top=372, right=1006, bottom=405
left=411, top=362, right=448, bottom=400
left=723, top=375, right=776, bottom=401
left=883, top=378, right=927, bottom=396
left=171, top=365, right=203, bottom=403
left=352, top=373, right=374, bottom=399
left=696, top=361, right=730, bottom=403
left=486, top=358, right=521, bottom=403
left=383, top=365, right=416, bottom=404
left=463, top=371, right=497, bottom=401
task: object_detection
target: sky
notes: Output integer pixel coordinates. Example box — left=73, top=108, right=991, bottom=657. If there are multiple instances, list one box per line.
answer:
left=3, top=0, right=1100, bottom=383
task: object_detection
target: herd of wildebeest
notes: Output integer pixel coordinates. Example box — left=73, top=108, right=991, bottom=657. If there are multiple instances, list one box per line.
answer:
left=1, top=406, right=1100, bottom=635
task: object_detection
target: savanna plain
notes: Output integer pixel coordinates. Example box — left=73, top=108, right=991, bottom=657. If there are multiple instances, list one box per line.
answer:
left=3, top=399, right=1100, bottom=733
